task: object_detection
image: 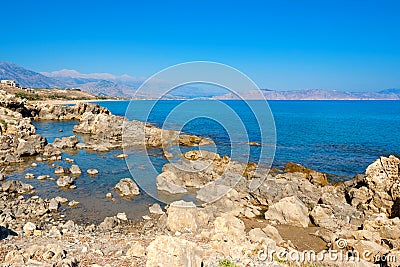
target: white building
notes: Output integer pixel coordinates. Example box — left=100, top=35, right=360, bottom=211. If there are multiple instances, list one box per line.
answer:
left=0, top=80, right=20, bottom=87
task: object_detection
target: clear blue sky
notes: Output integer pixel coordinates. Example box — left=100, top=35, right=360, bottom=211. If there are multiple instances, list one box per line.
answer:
left=0, top=0, right=399, bottom=91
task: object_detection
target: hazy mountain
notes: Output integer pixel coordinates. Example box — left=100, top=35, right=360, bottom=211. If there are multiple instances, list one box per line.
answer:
left=0, top=62, right=67, bottom=88
left=2, top=62, right=399, bottom=100
left=215, top=89, right=400, bottom=100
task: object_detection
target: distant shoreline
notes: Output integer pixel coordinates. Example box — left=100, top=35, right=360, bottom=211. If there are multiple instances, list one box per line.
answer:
left=29, top=98, right=400, bottom=105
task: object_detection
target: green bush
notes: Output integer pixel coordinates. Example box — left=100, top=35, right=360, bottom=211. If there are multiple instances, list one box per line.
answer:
left=15, top=92, right=40, bottom=100
left=219, top=259, right=239, bottom=267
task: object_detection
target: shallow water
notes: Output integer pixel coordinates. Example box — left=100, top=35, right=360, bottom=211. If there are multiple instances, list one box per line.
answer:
left=6, top=100, right=400, bottom=222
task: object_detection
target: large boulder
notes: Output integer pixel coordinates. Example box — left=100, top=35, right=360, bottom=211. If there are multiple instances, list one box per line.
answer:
left=166, top=200, right=209, bottom=232
left=146, top=235, right=204, bottom=267
left=114, top=178, right=140, bottom=198
left=264, top=196, right=310, bottom=227
left=212, top=214, right=246, bottom=243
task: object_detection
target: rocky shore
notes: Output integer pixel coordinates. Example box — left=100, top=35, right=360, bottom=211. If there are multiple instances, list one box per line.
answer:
left=1, top=89, right=400, bottom=266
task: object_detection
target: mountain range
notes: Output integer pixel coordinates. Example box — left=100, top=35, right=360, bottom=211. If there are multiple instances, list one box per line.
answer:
left=1, top=61, right=399, bottom=100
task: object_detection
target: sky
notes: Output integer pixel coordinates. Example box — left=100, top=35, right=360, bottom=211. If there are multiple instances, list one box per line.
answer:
left=0, top=0, right=399, bottom=91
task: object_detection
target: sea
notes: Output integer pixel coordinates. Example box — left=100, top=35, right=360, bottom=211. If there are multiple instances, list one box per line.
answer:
left=7, top=100, right=400, bottom=222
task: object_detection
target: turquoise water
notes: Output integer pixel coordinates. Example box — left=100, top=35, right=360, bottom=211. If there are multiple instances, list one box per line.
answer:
left=9, top=100, right=398, bottom=222
left=98, top=100, right=400, bottom=179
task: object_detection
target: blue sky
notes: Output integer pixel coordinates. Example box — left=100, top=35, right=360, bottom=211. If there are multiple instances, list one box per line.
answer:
left=0, top=0, right=399, bottom=91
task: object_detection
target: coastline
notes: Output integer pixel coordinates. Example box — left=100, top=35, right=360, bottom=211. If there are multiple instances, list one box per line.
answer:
left=1, top=90, right=400, bottom=266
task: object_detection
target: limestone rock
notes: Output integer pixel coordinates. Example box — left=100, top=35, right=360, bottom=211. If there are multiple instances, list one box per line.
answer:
left=149, top=203, right=165, bottom=215
left=69, top=164, right=82, bottom=175
left=87, top=169, right=99, bottom=175
left=1, top=180, right=34, bottom=194
left=156, top=171, right=187, bottom=194
left=265, top=196, right=310, bottom=227
left=166, top=200, right=209, bottom=232
left=114, top=178, right=140, bottom=198
left=126, top=241, right=145, bottom=257
left=56, top=176, right=75, bottom=188
left=285, top=162, right=328, bottom=186
left=146, top=235, right=204, bottom=267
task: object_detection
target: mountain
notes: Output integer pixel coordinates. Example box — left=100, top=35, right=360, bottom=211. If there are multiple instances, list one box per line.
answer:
left=2, top=62, right=400, bottom=100
left=215, top=89, right=400, bottom=100
left=0, top=62, right=67, bottom=88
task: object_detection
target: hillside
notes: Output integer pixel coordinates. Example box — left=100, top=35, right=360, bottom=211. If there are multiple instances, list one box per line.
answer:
left=215, top=88, right=400, bottom=100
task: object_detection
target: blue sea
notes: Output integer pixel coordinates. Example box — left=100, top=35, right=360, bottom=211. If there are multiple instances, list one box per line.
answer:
left=8, top=100, right=399, bottom=222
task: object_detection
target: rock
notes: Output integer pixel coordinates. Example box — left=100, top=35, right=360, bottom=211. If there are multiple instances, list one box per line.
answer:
left=115, top=153, right=128, bottom=159
left=285, top=162, right=328, bottom=186
left=69, top=164, right=82, bottom=175
left=248, top=141, right=261, bottom=146
left=49, top=198, right=59, bottom=211
left=248, top=228, right=274, bottom=244
left=212, top=214, right=246, bottom=243
left=106, top=193, right=112, bottom=199
left=98, top=216, right=118, bottom=230
left=87, top=169, right=99, bottom=175
left=23, top=222, right=36, bottom=234
left=31, top=162, right=38, bottom=167
left=52, top=135, right=79, bottom=149
left=68, top=200, right=80, bottom=207
left=262, top=225, right=283, bottom=244
left=156, top=171, right=187, bottom=194
left=4, top=250, right=26, bottom=265
left=310, top=204, right=338, bottom=229
left=114, top=178, right=140, bottom=198
left=146, top=235, right=203, bottom=267
left=65, top=158, right=74, bottom=163
left=0, top=173, right=6, bottom=181
left=37, top=175, right=51, bottom=180
left=116, top=212, right=128, bottom=221
left=149, top=203, right=165, bottom=215
left=57, top=176, right=74, bottom=188
left=348, top=155, right=400, bottom=216
left=25, top=173, right=35, bottom=179
left=166, top=200, right=209, bottom=232
left=55, top=196, right=68, bottom=204
left=54, top=166, right=65, bottom=174
left=126, top=241, right=145, bottom=257
left=1, top=180, right=34, bottom=194
left=265, top=196, right=310, bottom=227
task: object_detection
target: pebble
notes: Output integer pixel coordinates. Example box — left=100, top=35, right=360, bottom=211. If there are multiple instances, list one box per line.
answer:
left=106, top=193, right=112, bottom=199
left=142, top=215, right=151, bottom=220
left=115, top=153, right=128, bottom=159
left=87, top=169, right=99, bottom=175
left=31, top=162, right=38, bottom=167
left=117, top=212, right=128, bottom=221
left=68, top=200, right=80, bottom=207
left=25, top=173, right=35, bottom=179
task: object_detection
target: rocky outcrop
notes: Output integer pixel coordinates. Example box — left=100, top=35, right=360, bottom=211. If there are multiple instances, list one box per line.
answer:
left=31, top=102, right=110, bottom=120
left=114, top=178, right=140, bottom=198
left=348, top=155, right=400, bottom=216
left=0, top=105, right=47, bottom=164
left=73, top=112, right=212, bottom=151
